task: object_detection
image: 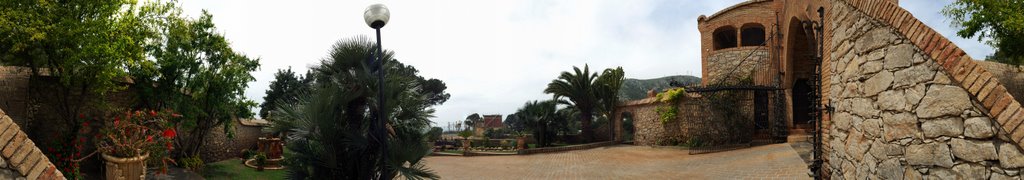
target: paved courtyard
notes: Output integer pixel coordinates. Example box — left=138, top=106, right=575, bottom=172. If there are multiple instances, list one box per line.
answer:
left=426, top=143, right=811, bottom=180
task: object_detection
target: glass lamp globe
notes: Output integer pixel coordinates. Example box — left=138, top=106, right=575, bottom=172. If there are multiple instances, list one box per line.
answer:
left=364, top=4, right=390, bottom=29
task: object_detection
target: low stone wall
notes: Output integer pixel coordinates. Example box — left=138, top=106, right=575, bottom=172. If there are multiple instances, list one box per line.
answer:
left=198, top=120, right=265, bottom=163
left=617, top=92, right=755, bottom=146
left=822, top=1, right=1024, bottom=179
left=517, top=141, right=618, bottom=155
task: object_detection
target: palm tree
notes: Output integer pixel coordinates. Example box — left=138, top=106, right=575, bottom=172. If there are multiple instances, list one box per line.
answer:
left=544, top=65, right=624, bottom=142
left=595, top=67, right=624, bottom=140
left=270, top=36, right=439, bottom=180
left=515, top=100, right=559, bottom=147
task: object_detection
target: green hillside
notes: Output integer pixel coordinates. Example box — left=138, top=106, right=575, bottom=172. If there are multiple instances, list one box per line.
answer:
left=618, top=75, right=701, bottom=101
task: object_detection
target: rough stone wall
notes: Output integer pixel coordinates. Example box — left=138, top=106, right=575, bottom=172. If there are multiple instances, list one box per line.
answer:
left=0, top=109, right=64, bottom=179
left=704, top=47, right=770, bottom=85
left=617, top=92, right=754, bottom=146
left=698, top=0, right=774, bottom=83
left=0, top=67, right=33, bottom=129
left=823, top=0, right=1024, bottom=179
left=198, top=120, right=265, bottom=162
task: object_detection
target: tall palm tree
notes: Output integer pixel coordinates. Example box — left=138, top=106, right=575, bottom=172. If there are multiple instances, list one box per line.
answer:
left=544, top=65, right=600, bottom=142
left=595, top=67, right=625, bottom=140
left=270, top=36, right=439, bottom=180
left=544, top=65, right=625, bottom=143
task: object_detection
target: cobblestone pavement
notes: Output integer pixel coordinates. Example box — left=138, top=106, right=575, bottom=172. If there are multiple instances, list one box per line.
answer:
left=426, top=143, right=811, bottom=180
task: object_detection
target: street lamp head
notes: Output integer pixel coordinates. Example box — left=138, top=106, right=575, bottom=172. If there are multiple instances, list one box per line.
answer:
left=364, top=4, right=390, bottom=29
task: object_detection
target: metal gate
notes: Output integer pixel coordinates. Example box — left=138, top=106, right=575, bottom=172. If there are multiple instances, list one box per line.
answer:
left=682, top=85, right=787, bottom=154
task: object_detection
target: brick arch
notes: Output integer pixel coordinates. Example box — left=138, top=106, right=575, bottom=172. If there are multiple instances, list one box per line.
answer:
left=827, top=0, right=1024, bottom=149
left=0, top=109, right=64, bottom=179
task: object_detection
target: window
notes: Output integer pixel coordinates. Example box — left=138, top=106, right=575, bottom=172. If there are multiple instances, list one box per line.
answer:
left=713, top=26, right=737, bottom=50
left=741, top=25, right=765, bottom=46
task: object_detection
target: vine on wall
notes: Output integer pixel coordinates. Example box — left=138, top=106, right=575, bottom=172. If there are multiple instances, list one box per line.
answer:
left=655, top=88, right=686, bottom=124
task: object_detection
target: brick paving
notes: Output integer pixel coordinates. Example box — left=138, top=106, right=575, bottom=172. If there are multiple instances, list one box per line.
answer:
left=426, top=143, right=811, bottom=180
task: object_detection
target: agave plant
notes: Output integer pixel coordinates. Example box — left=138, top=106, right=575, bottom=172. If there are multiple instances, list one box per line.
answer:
left=271, top=36, right=439, bottom=180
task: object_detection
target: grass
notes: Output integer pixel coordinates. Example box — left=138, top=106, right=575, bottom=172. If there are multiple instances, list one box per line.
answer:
left=202, top=159, right=286, bottom=180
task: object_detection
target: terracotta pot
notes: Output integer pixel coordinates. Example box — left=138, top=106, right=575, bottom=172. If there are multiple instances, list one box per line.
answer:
left=102, top=152, right=149, bottom=180
left=516, top=137, right=526, bottom=150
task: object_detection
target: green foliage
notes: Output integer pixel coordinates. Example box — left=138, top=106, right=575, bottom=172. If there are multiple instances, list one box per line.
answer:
left=464, top=113, right=482, bottom=128
left=544, top=65, right=625, bottom=143
left=457, top=130, right=473, bottom=139
left=619, top=75, right=702, bottom=101
left=242, top=149, right=256, bottom=160
left=130, top=8, right=260, bottom=157
left=270, top=36, right=440, bottom=180
left=260, top=68, right=312, bottom=119
left=655, top=88, right=686, bottom=124
left=427, top=127, right=444, bottom=142
left=179, top=155, right=205, bottom=171
left=942, top=0, right=1024, bottom=65
left=512, top=100, right=561, bottom=147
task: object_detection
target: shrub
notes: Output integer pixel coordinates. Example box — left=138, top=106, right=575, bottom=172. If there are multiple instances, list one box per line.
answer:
left=655, top=88, right=686, bottom=124
left=178, top=155, right=204, bottom=171
left=242, top=149, right=256, bottom=160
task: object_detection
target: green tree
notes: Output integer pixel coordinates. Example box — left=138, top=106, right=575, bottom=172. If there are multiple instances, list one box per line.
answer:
left=271, top=36, right=440, bottom=179
left=464, top=113, right=482, bottom=129
left=544, top=65, right=624, bottom=142
left=514, top=100, right=559, bottom=147
left=942, top=0, right=1024, bottom=65
left=132, top=9, right=260, bottom=158
left=260, top=67, right=310, bottom=119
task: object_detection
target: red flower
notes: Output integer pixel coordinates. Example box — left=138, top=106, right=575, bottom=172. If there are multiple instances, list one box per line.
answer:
left=146, top=135, right=153, bottom=142
left=171, top=113, right=182, bottom=118
left=162, top=129, right=176, bottom=138
left=78, top=114, right=84, bottom=119
left=149, top=110, right=157, bottom=117
left=114, top=117, right=120, bottom=126
left=165, top=142, right=173, bottom=150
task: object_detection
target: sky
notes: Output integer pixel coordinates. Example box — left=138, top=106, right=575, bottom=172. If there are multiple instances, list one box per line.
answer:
left=176, top=0, right=994, bottom=128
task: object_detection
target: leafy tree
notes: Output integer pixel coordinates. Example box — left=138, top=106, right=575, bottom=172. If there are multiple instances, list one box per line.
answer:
left=270, top=36, right=440, bottom=179
left=504, top=113, right=527, bottom=133
left=464, top=113, right=482, bottom=128
left=131, top=9, right=260, bottom=158
left=427, top=127, right=444, bottom=142
left=544, top=65, right=624, bottom=142
left=260, top=67, right=310, bottom=119
left=514, top=100, right=559, bottom=147
left=942, top=0, right=1024, bottom=65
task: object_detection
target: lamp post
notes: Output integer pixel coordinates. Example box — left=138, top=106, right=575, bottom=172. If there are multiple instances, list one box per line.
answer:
left=364, top=3, right=390, bottom=179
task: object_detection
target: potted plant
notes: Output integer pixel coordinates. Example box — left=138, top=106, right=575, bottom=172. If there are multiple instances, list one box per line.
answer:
left=94, top=110, right=179, bottom=180
left=513, top=131, right=528, bottom=150
left=457, top=130, right=473, bottom=151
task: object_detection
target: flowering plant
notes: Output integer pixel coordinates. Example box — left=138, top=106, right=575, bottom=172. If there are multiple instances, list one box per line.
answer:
left=95, top=109, right=180, bottom=172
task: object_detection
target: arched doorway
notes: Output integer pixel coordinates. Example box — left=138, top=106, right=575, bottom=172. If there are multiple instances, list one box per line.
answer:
left=787, top=17, right=816, bottom=128
left=621, top=112, right=635, bottom=143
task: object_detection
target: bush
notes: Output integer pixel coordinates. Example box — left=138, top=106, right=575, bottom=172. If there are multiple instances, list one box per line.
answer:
left=254, top=152, right=268, bottom=171
left=242, top=149, right=256, bottom=160
left=179, top=155, right=204, bottom=171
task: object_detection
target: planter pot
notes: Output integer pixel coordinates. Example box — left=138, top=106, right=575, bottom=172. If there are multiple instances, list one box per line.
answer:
left=462, top=140, right=471, bottom=151
left=102, top=153, right=149, bottom=180
left=516, top=137, right=526, bottom=150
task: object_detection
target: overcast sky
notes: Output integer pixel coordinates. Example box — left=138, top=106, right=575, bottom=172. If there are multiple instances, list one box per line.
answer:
left=177, top=0, right=993, bottom=128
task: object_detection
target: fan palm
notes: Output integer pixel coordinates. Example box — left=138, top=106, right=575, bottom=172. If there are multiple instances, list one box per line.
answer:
left=271, top=36, right=439, bottom=180
left=544, top=65, right=624, bottom=142
left=514, top=100, right=559, bottom=147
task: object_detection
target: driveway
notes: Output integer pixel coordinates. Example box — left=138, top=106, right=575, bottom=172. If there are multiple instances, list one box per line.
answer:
left=425, top=143, right=811, bottom=180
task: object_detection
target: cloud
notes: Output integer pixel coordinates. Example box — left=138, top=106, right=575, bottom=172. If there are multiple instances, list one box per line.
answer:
left=177, top=0, right=993, bottom=127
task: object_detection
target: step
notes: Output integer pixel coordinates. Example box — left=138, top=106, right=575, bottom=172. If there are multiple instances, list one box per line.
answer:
left=787, top=134, right=812, bottom=143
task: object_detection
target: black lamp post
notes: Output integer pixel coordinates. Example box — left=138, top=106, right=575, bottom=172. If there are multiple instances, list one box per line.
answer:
left=364, top=3, right=390, bottom=179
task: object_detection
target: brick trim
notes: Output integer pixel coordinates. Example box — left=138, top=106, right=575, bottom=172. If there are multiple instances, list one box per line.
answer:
left=837, top=0, right=1024, bottom=151
left=0, top=109, right=65, bottom=180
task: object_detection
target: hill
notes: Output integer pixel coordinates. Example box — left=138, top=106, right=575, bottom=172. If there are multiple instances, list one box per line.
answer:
left=618, top=75, right=701, bottom=101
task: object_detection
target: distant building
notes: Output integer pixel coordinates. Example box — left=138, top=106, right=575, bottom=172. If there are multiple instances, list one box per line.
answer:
left=474, top=114, right=504, bottom=136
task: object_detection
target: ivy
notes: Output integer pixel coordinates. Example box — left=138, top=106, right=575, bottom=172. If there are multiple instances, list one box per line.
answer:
left=655, top=88, right=686, bottom=124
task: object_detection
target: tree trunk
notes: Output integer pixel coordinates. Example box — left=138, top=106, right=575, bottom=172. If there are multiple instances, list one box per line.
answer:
left=580, top=110, right=593, bottom=143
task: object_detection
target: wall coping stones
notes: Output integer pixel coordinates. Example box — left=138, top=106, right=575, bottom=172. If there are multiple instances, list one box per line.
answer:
left=0, top=108, right=64, bottom=179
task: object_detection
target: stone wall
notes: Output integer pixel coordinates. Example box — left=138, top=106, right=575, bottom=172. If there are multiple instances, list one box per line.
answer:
left=0, top=109, right=64, bottom=179
left=616, top=92, right=755, bottom=146
left=822, top=0, right=1024, bottom=179
left=704, top=47, right=769, bottom=85
left=198, top=120, right=266, bottom=163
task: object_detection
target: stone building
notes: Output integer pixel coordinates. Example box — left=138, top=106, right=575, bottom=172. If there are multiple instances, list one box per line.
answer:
left=613, top=0, right=1024, bottom=179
